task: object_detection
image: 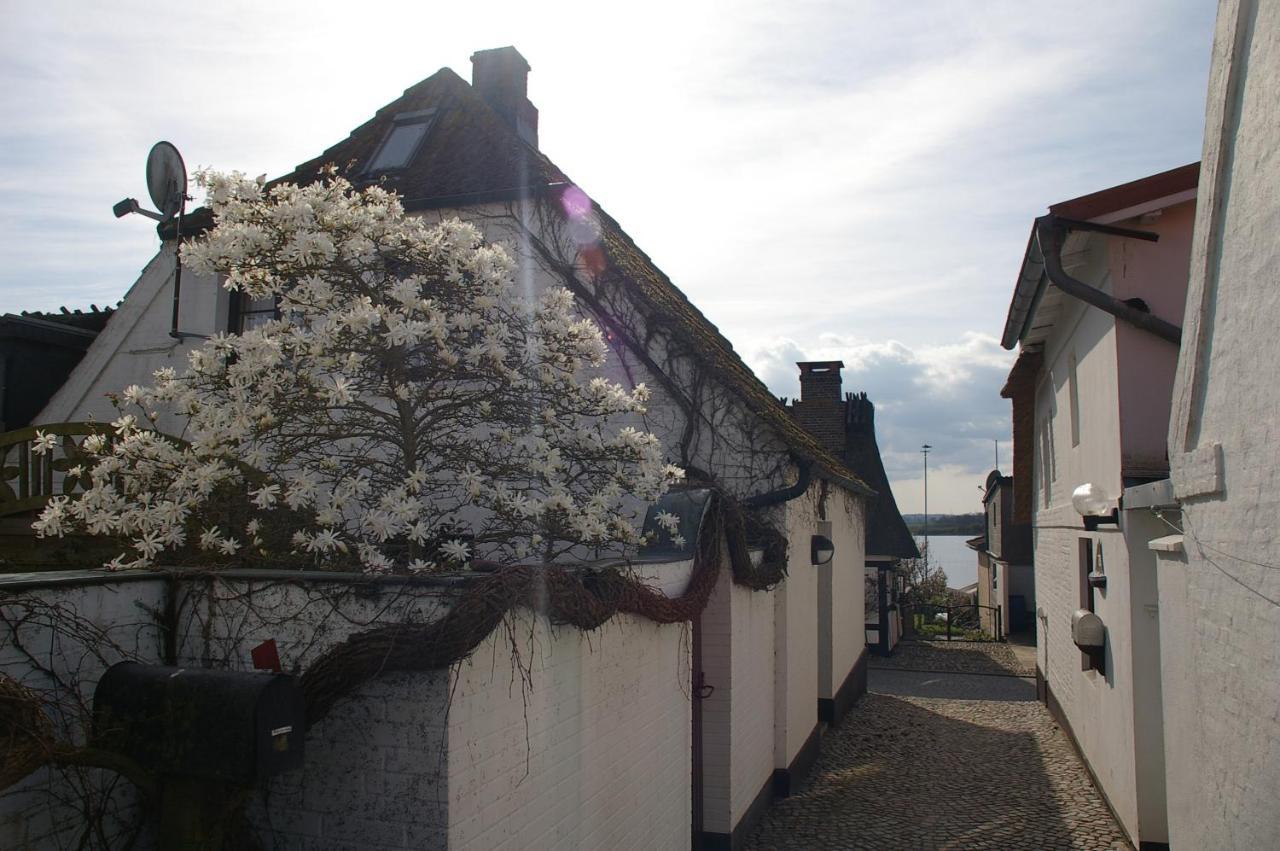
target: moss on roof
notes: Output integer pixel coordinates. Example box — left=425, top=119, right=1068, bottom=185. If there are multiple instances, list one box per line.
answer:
left=166, top=66, right=871, bottom=497
left=594, top=213, right=871, bottom=496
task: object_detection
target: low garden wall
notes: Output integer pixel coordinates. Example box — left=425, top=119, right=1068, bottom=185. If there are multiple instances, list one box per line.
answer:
left=1, top=557, right=696, bottom=850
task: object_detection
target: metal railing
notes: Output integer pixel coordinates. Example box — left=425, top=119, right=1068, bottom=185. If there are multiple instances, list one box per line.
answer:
left=901, top=601, right=1003, bottom=642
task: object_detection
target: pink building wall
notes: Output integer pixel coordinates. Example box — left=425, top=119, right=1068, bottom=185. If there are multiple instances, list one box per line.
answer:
left=1111, top=200, right=1196, bottom=480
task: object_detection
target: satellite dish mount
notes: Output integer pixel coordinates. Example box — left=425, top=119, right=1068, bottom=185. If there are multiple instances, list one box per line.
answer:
left=113, top=142, right=188, bottom=223
left=112, top=142, right=200, bottom=339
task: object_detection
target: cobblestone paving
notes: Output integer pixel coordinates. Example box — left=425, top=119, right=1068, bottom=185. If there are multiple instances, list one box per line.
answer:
left=869, top=639, right=1036, bottom=677
left=744, top=673, right=1130, bottom=850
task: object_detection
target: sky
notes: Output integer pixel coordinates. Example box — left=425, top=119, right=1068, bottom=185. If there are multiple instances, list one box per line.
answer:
left=0, top=1, right=1217, bottom=513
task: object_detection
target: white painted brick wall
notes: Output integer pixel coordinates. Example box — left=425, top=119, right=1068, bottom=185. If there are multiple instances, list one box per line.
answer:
left=446, top=559, right=694, bottom=850
left=698, top=546, right=777, bottom=835
left=1034, top=507, right=1142, bottom=839
left=776, top=494, right=819, bottom=767
left=2, top=559, right=695, bottom=851
left=698, top=545, right=736, bottom=834
left=1162, top=4, right=1280, bottom=846
left=828, top=489, right=866, bottom=694
left=727, top=563, right=778, bottom=825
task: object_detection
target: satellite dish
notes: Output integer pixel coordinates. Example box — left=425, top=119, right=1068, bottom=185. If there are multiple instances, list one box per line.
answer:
left=146, top=141, right=187, bottom=222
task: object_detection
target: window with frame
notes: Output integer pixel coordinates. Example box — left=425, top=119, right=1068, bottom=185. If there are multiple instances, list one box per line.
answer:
left=1078, top=537, right=1095, bottom=612
left=228, top=291, right=278, bottom=333
left=1040, top=421, right=1053, bottom=508
left=1078, top=537, right=1104, bottom=673
left=1037, top=380, right=1057, bottom=508
left=364, top=109, right=438, bottom=174
left=1068, top=352, right=1081, bottom=447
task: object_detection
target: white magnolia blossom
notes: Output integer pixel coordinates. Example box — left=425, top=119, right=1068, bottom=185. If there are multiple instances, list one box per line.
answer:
left=35, top=169, right=683, bottom=572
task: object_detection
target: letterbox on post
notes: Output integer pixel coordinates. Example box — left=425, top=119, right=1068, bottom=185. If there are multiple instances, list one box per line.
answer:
left=93, top=661, right=305, bottom=785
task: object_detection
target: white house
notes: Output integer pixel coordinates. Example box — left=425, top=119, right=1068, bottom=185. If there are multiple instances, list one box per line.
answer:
left=974, top=470, right=1033, bottom=639
left=8, top=47, right=876, bottom=849
left=1148, top=2, right=1280, bottom=846
left=1000, top=163, right=1198, bottom=848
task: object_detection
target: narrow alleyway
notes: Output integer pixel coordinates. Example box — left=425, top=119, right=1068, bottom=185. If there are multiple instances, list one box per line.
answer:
left=745, top=641, right=1130, bottom=850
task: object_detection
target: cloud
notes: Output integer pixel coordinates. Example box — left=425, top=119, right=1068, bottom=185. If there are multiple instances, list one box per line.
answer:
left=0, top=0, right=1213, bottom=511
left=749, top=331, right=1015, bottom=513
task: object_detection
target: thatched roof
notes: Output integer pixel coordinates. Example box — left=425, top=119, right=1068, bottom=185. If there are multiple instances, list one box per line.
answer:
left=162, top=64, right=871, bottom=497
left=843, top=393, right=918, bottom=560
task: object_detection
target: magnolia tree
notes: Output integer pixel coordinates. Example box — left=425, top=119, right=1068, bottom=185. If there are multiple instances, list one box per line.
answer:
left=33, top=169, right=684, bottom=572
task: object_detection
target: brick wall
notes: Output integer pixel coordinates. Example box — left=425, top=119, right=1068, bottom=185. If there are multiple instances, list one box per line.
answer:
left=253, top=672, right=451, bottom=851
left=0, top=577, right=166, bottom=850
left=1002, top=351, right=1041, bottom=526
left=173, top=578, right=454, bottom=851
left=791, top=401, right=845, bottom=456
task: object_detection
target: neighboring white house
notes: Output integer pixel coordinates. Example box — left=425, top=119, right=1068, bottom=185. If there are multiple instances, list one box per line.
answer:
left=1000, top=163, right=1198, bottom=848
left=1148, top=2, right=1280, bottom=846
left=973, top=470, right=1033, bottom=639
left=13, top=47, right=875, bottom=849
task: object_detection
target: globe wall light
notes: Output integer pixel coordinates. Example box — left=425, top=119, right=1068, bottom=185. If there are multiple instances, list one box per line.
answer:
left=1071, top=482, right=1119, bottom=531
left=811, top=535, right=835, bottom=566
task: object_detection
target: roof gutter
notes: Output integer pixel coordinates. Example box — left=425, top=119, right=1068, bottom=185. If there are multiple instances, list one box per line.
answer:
left=1002, top=214, right=1182, bottom=349
left=1037, top=215, right=1181, bottom=347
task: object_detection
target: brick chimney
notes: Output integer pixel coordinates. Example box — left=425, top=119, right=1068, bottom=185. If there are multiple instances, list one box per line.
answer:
left=793, top=361, right=846, bottom=455
left=798, top=361, right=845, bottom=403
left=471, top=46, right=539, bottom=148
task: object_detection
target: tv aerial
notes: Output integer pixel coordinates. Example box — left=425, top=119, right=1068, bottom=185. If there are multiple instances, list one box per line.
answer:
left=113, top=141, right=188, bottom=222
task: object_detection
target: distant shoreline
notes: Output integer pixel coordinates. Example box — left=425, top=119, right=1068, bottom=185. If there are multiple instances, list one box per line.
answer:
left=903, top=513, right=984, bottom=537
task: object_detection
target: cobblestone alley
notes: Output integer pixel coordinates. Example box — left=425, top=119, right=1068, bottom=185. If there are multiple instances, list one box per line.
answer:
left=745, top=641, right=1130, bottom=850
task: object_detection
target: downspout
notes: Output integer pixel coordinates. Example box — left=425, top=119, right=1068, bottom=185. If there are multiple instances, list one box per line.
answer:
left=741, top=455, right=813, bottom=507
left=1036, top=215, right=1182, bottom=346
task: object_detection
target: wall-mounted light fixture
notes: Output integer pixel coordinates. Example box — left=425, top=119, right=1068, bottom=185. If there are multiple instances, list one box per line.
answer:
left=1071, top=483, right=1119, bottom=531
left=811, top=535, right=835, bottom=565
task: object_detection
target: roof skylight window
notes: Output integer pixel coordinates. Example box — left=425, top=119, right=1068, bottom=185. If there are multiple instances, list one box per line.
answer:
left=365, top=109, right=437, bottom=173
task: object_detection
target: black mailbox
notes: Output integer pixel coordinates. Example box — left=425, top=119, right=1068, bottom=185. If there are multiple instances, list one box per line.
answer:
left=93, top=662, right=305, bottom=785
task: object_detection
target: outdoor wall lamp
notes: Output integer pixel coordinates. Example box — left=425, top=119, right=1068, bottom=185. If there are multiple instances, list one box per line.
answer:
left=811, top=535, right=835, bottom=565
left=1071, top=483, right=1119, bottom=531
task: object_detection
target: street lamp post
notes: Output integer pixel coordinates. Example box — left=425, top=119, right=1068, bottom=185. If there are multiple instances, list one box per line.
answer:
left=921, top=444, right=932, bottom=575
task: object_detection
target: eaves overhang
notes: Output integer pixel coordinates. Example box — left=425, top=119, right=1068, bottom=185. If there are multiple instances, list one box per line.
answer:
left=1000, top=215, right=1181, bottom=351
left=1000, top=223, right=1047, bottom=350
